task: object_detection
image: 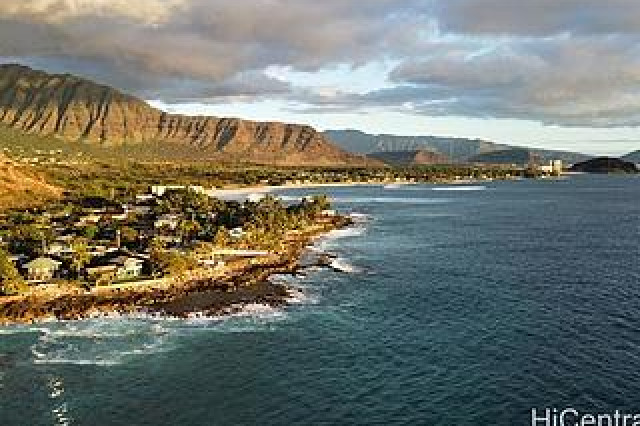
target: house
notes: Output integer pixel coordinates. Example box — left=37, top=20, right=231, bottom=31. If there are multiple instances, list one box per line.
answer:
left=154, top=235, right=183, bottom=246
left=46, top=242, right=74, bottom=257
left=154, top=214, right=180, bottom=230
left=109, top=257, right=144, bottom=280
left=136, top=194, right=155, bottom=202
left=229, top=227, right=245, bottom=239
left=86, top=265, right=118, bottom=282
left=78, top=214, right=102, bottom=225
left=87, top=245, right=108, bottom=257
left=24, top=257, right=62, bottom=282
left=131, top=205, right=152, bottom=215
left=109, top=213, right=129, bottom=221
left=151, top=185, right=186, bottom=197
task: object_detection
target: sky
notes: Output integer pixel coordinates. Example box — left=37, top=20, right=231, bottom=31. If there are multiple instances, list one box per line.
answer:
left=0, top=0, right=639, bottom=155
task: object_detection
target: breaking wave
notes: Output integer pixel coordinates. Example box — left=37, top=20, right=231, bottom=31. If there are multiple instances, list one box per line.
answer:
left=329, top=258, right=362, bottom=274
left=30, top=320, right=174, bottom=366
left=277, top=195, right=451, bottom=204
left=431, top=185, right=487, bottom=191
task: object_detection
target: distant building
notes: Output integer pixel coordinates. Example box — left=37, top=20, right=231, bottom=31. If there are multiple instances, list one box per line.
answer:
left=552, top=160, right=563, bottom=175
left=151, top=185, right=206, bottom=197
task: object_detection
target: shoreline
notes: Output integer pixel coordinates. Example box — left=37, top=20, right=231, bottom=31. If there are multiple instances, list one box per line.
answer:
left=207, top=177, right=506, bottom=198
left=0, top=216, right=352, bottom=326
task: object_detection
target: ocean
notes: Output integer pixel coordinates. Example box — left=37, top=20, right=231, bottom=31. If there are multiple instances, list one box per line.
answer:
left=1, top=175, right=639, bottom=425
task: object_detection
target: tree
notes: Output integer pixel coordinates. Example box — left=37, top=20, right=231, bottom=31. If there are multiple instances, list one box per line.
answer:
left=70, top=238, right=90, bottom=279
left=120, top=226, right=139, bottom=247
left=83, top=225, right=99, bottom=240
left=0, top=249, right=26, bottom=295
left=213, top=228, right=230, bottom=248
left=150, top=249, right=196, bottom=277
left=178, top=219, right=201, bottom=244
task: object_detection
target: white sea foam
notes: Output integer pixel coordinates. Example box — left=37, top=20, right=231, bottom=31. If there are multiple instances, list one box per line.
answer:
left=348, top=212, right=373, bottom=222
left=329, top=258, right=362, bottom=274
left=336, top=196, right=451, bottom=204
left=323, top=226, right=367, bottom=240
left=286, top=287, right=319, bottom=305
left=29, top=319, right=175, bottom=366
left=431, top=185, right=487, bottom=191
left=277, top=195, right=451, bottom=204
left=183, top=303, right=289, bottom=333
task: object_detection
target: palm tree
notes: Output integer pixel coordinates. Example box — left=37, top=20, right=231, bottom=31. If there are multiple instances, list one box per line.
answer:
left=70, top=238, right=90, bottom=280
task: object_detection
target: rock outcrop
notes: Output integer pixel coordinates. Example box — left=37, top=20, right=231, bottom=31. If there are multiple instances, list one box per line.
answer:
left=0, top=64, right=375, bottom=166
left=569, top=157, right=638, bottom=174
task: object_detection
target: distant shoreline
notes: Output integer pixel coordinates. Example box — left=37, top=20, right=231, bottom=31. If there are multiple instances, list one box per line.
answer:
left=207, top=178, right=509, bottom=198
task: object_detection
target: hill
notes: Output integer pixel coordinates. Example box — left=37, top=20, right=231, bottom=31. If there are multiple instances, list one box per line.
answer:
left=0, top=64, right=375, bottom=167
left=622, top=151, right=640, bottom=163
left=469, top=149, right=535, bottom=165
left=0, top=154, right=61, bottom=209
left=324, top=129, right=504, bottom=162
left=368, top=149, right=450, bottom=166
left=325, top=129, right=590, bottom=164
left=569, top=157, right=638, bottom=174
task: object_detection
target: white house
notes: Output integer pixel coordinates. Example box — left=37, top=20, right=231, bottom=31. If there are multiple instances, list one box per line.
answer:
left=24, top=257, right=62, bottom=282
left=154, top=214, right=180, bottom=230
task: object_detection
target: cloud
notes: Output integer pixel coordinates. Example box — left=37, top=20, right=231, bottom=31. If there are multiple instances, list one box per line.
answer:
left=1, top=0, right=640, bottom=127
left=433, top=0, right=640, bottom=36
left=0, top=0, right=421, bottom=94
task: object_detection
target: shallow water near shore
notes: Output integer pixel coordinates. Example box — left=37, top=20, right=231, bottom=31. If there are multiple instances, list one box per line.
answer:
left=1, top=175, right=640, bottom=425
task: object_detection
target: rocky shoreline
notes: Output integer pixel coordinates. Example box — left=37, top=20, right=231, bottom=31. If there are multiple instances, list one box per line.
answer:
left=0, top=216, right=352, bottom=325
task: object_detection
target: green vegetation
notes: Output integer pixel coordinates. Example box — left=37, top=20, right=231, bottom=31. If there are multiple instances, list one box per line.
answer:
left=0, top=183, right=340, bottom=292
left=0, top=248, right=26, bottom=295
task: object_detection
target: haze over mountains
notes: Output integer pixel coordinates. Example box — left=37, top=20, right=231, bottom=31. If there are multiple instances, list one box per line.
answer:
left=325, top=129, right=593, bottom=165
left=0, top=64, right=374, bottom=167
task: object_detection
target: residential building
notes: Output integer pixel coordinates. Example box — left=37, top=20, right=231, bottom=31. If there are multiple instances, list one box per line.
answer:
left=24, top=257, right=62, bottom=282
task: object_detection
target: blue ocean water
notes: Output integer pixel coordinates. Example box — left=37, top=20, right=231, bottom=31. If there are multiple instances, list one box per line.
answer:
left=1, top=175, right=639, bottom=425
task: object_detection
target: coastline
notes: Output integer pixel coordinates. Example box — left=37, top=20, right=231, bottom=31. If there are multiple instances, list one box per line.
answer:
left=0, top=216, right=352, bottom=326
left=207, top=177, right=504, bottom=199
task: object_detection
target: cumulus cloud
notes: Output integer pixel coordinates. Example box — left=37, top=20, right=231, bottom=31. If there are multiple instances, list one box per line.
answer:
left=1, top=0, right=640, bottom=127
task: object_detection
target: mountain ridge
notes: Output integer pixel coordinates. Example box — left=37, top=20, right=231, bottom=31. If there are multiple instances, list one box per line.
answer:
left=0, top=64, right=376, bottom=167
left=368, top=149, right=450, bottom=166
left=324, top=129, right=591, bottom=164
left=622, top=150, right=640, bottom=163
